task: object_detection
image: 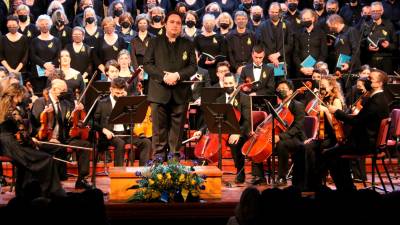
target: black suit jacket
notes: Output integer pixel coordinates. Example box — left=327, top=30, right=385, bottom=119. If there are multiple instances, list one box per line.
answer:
left=144, top=35, right=197, bottom=104
left=192, top=67, right=211, bottom=101
left=239, top=63, right=275, bottom=95
left=31, top=96, right=74, bottom=142
left=93, top=96, right=125, bottom=134
left=278, top=99, right=306, bottom=142
left=334, top=91, right=389, bottom=153
left=215, top=92, right=252, bottom=137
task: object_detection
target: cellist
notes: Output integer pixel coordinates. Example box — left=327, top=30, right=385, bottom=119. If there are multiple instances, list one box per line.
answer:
left=269, top=80, right=306, bottom=186
left=31, top=79, right=92, bottom=190
left=193, top=73, right=251, bottom=184
left=303, top=75, right=347, bottom=191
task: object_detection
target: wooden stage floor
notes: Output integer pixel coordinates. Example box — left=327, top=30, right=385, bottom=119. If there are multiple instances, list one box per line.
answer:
left=1, top=160, right=400, bottom=224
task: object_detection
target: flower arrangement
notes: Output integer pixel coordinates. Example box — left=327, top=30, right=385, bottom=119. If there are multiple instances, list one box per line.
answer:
left=128, top=160, right=206, bottom=202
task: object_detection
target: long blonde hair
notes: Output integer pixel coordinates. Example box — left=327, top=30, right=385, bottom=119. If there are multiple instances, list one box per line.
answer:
left=321, top=76, right=345, bottom=106
left=0, top=83, right=25, bottom=123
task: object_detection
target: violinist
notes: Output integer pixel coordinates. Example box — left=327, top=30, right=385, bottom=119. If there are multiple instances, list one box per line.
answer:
left=93, top=78, right=152, bottom=166
left=239, top=45, right=275, bottom=96
left=345, top=64, right=370, bottom=109
left=31, top=79, right=92, bottom=190
left=325, top=68, right=389, bottom=191
left=303, top=76, right=346, bottom=190
left=193, top=73, right=251, bottom=184
left=264, top=80, right=306, bottom=186
left=0, top=83, right=65, bottom=197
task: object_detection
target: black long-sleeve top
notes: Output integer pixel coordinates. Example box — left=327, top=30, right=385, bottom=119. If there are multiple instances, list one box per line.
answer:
left=64, top=43, right=93, bottom=76
left=93, top=35, right=127, bottom=67
left=330, top=25, right=360, bottom=72
left=194, top=33, right=226, bottom=69
left=30, top=37, right=62, bottom=71
left=260, top=19, right=294, bottom=61
left=226, top=29, right=257, bottom=71
left=364, top=19, right=398, bottom=57
left=130, top=32, right=154, bottom=68
left=339, top=4, right=362, bottom=27
left=19, top=23, right=39, bottom=44
left=294, top=26, right=328, bottom=69
left=0, top=35, right=29, bottom=71
left=50, top=25, right=72, bottom=48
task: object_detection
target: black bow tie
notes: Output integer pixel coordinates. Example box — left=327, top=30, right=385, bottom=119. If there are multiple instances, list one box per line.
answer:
left=254, top=65, right=262, bottom=69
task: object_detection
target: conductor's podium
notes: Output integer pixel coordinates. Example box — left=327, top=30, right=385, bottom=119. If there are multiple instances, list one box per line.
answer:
left=109, top=166, right=222, bottom=201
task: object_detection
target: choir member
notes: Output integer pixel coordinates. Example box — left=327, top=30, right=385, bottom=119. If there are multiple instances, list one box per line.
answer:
left=148, top=6, right=166, bottom=36
left=130, top=14, right=154, bottom=69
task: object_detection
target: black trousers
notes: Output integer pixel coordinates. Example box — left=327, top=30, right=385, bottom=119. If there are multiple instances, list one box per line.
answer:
left=227, top=136, right=246, bottom=177
left=0, top=132, right=63, bottom=197
left=150, top=101, right=188, bottom=158
left=99, top=134, right=151, bottom=166
left=275, top=137, right=303, bottom=179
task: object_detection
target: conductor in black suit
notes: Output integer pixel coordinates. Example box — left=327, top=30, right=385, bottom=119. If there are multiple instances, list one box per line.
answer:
left=326, top=68, right=390, bottom=191
left=239, top=45, right=275, bottom=96
left=143, top=11, right=197, bottom=160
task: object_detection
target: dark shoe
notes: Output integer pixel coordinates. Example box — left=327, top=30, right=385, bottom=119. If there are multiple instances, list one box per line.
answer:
left=235, top=173, right=245, bottom=184
left=274, top=178, right=287, bottom=186
left=75, top=179, right=93, bottom=190
left=251, top=177, right=267, bottom=185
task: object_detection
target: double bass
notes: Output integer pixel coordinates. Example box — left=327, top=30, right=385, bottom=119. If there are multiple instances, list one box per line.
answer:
left=241, top=84, right=310, bottom=163
left=194, top=82, right=254, bottom=163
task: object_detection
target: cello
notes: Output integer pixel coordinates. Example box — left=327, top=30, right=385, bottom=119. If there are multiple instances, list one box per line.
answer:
left=241, top=84, right=310, bottom=163
left=193, top=82, right=254, bottom=163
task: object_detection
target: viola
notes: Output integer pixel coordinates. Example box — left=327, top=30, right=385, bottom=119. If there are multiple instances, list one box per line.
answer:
left=194, top=82, right=251, bottom=163
left=241, top=84, right=310, bottom=163
left=37, top=89, right=54, bottom=141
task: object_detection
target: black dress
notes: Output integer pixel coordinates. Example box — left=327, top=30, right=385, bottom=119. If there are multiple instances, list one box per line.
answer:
left=0, top=35, right=29, bottom=73
left=50, top=25, right=72, bottom=48
left=84, top=26, right=103, bottom=49
left=0, top=116, right=64, bottom=197
left=65, top=71, right=85, bottom=94
left=18, top=23, right=39, bottom=44
left=148, top=26, right=165, bottom=36
left=65, top=43, right=93, bottom=76
left=130, top=32, right=154, bottom=68
left=93, top=35, right=127, bottom=67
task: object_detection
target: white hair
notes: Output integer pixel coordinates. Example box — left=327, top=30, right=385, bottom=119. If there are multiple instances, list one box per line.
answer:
left=35, top=14, right=53, bottom=30
left=47, top=1, right=65, bottom=16
left=84, top=7, right=97, bottom=24
left=202, top=13, right=216, bottom=24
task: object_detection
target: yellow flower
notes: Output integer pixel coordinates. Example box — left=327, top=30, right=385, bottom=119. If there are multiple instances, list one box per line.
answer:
left=157, top=173, right=163, bottom=180
left=166, top=173, right=171, bottom=179
left=191, top=179, right=196, bottom=185
left=179, top=174, right=185, bottom=182
left=151, top=191, right=160, bottom=199
left=148, top=179, right=154, bottom=186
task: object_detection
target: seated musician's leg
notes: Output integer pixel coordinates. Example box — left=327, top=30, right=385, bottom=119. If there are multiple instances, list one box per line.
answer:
left=132, top=137, right=152, bottom=166
left=111, top=137, right=125, bottom=167
left=229, top=137, right=246, bottom=183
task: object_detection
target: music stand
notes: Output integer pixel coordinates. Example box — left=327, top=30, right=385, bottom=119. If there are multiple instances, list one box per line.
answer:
left=250, top=95, right=276, bottom=132
left=82, top=81, right=110, bottom=188
left=201, top=87, right=225, bottom=104
left=201, top=103, right=241, bottom=170
left=109, top=96, right=148, bottom=167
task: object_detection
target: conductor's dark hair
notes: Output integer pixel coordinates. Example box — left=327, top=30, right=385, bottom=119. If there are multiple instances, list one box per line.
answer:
left=165, top=11, right=183, bottom=23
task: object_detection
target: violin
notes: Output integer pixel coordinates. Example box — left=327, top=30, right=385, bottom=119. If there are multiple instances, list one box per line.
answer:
left=350, top=91, right=369, bottom=115
left=37, top=89, right=54, bottom=141
left=194, top=82, right=252, bottom=163
left=241, top=84, right=310, bottom=163
left=11, top=106, right=31, bottom=144
left=69, top=89, right=90, bottom=140
left=68, top=72, right=98, bottom=140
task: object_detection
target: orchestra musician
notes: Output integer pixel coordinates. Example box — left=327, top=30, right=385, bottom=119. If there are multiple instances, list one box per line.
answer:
left=193, top=73, right=251, bottom=183
left=325, top=68, right=390, bottom=191
left=93, top=78, right=151, bottom=166
left=273, top=80, right=306, bottom=186
left=303, top=75, right=346, bottom=190
left=0, top=83, right=65, bottom=197
left=31, top=79, right=92, bottom=190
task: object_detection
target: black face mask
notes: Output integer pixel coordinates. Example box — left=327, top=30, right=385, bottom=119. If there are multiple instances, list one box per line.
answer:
left=58, top=92, right=69, bottom=101
left=314, top=3, right=324, bottom=11
left=301, top=20, right=313, bottom=28
left=186, top=20, right=196, bottom=28
left=312, top=80, right=320, bottom=89
left=18, top=15, right=28, bottom=22
left=252, top=14, right=262, bottom=23
left=220, top=23, right=230, bottom=29
left=243, top=3, right=252, bottom=9
left=86, top=17, right=95, bottom=24
left=288, top=3, right=298, bottom=12
left=121, top=21, right=131, bottom=29
left=364, top=79, right=372, bottom=91
left=356, top=88, right=364, bottom=95
left=114, top=9, right=123, bottom=17
left=225, top=87, right=235, bottom=95
left=326, top=10, right=336, bottom=15
left=152, top=15, right=162, bottom=23
left=276, top=90, right=288, bottom=100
